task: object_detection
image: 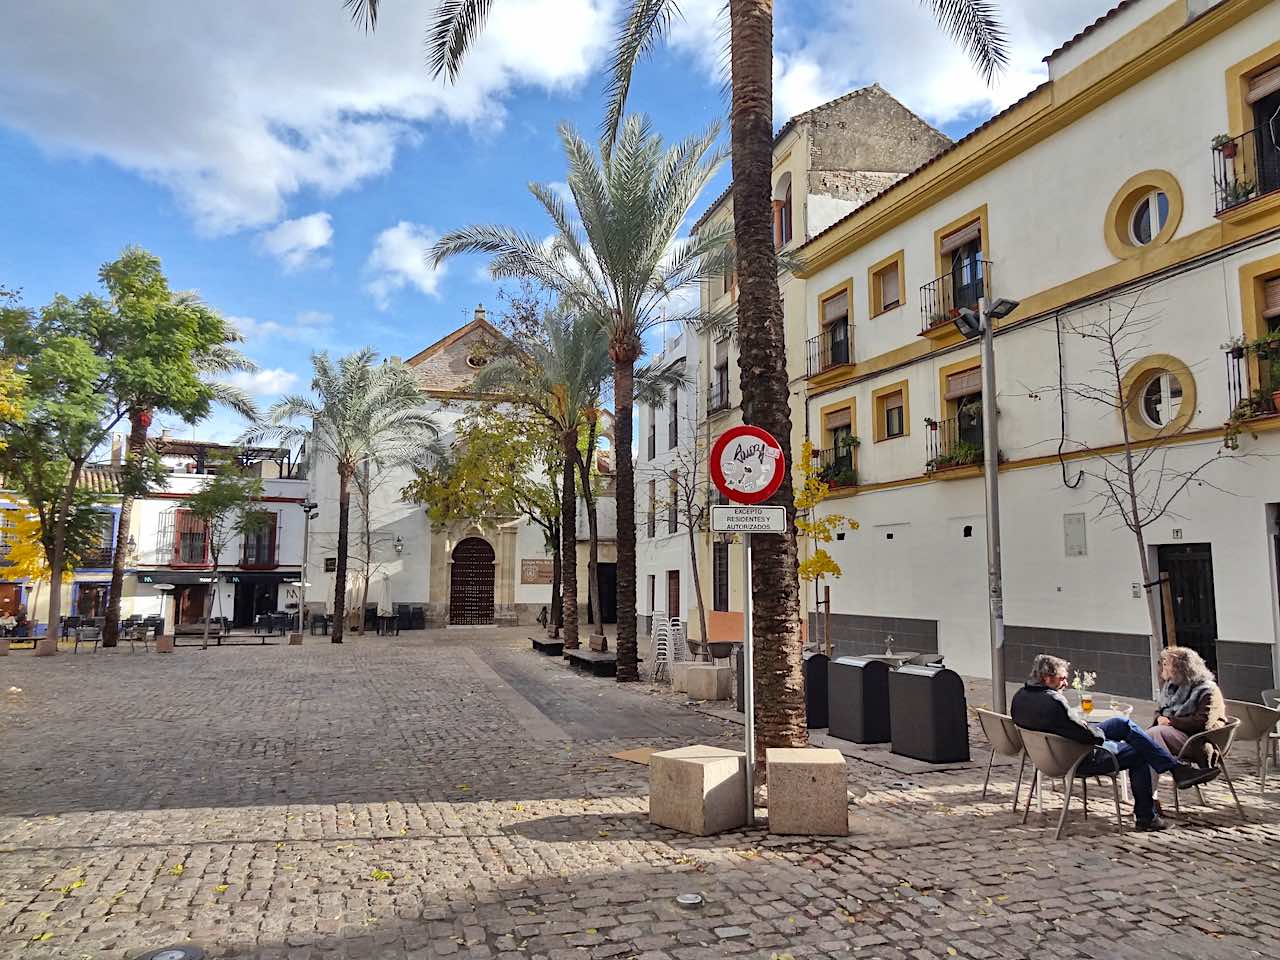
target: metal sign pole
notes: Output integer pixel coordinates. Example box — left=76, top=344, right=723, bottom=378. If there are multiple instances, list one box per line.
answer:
left=742, top=532, right=755, bottom=822
left=979, top=296, right=1007, bottom=713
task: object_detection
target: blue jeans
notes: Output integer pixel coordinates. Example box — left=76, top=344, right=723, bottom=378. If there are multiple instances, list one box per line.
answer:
left=1077, top=717, right=1179, bottom=823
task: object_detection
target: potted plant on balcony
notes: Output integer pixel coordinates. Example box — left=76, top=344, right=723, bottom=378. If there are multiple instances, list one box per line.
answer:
left=1212, top=133, right=1238, bottom=159
left=1225, top=178, right=1257, bottom=206
left=1221, top=335, right=1246, bottom=360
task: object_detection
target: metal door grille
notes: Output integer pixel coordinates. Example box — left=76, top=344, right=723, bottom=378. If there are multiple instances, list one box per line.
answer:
left=449, top=538, right=495, bottom=625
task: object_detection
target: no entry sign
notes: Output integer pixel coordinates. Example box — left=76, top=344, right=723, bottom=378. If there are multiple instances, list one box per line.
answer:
left=709, top=425, right=786, bottom=505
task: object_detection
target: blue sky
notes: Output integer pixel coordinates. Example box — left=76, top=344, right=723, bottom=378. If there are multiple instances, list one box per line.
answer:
left=0, top=0, right=1117, bottom=442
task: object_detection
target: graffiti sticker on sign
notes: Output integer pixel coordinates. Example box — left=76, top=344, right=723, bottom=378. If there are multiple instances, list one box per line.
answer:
left=709, top=425, right=786, bottom=505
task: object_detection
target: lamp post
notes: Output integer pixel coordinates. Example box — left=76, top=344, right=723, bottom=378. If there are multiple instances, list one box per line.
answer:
left=954, top=296, right=1019, bottom=713
left=299, top=500, right=318, bottom=630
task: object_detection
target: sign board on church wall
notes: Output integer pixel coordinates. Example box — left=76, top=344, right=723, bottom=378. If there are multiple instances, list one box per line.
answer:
left=520, top=558, right=554, bottom=584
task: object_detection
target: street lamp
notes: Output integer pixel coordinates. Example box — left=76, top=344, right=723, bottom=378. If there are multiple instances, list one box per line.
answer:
left=394, top=535, right=404, bottom=554
left=299, top=500, right=318, bottom=630
left=953, top=296, right=1020, bottom=713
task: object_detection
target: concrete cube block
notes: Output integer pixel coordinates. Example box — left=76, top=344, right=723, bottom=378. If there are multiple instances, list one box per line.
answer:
left=650, top=745, right=748, bottom=835
left=671, top=661, right=693, bottom=692
left=766, top=747, right=850, bottom=836
left=687, top=664, right=733, bottom=701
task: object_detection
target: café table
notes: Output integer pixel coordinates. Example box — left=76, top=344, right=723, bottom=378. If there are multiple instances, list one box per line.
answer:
left=862, top=652, right=918, bottom=668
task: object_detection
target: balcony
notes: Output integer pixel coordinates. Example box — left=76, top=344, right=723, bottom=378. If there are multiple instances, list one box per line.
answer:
left=1213, top=127, right=1280, bottom=216
left=920, top=260, right=990, bottom=335
left=806, top=319, right=852, bottom=377
left=815, top=446, right=857, bottom=489
left=707, top=379, right=730, bottom=415
left=78, top=546, right=115, bottom=569
left=925, top=414, right=984, bottom=475
left=240, top=540, right=279, bottom=570
left=1225, top=336, right=1280, bottom=427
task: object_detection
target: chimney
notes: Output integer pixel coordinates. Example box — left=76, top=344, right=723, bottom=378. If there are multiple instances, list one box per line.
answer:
left=390, top=355, right=402, bottom=365
left=110, top=433, right=124, bottom=467
left=160, top=428, right=173, bottom=440
left=474, top=303, right=486, bottom=323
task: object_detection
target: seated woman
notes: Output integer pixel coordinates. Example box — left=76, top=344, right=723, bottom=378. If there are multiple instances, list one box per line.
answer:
left=1148, top=646, right=1226, bottom=765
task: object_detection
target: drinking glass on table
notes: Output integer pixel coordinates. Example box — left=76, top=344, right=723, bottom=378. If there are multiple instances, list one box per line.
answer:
left=1081, top=693, right=1094, bottom=715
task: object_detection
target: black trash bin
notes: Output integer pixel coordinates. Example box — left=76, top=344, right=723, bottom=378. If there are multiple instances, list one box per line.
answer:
left=827, top=657, right=891, bottom=743
left=888, top=664, right=970, bottom=763
left=734, top=645, right=745, bottom=713
left=803, top=651, right=830, bottom=728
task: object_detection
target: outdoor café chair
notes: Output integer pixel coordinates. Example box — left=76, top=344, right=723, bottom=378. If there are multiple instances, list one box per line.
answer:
left=1225, top=699, right=1280, bottom=794
left=125, top=620, right=150, bottom=653
left=1263, top=689, right=1280, bottom=767
left=1020, top=729, right=1123, bottom=840
left=976, top=709, right=1026, bottom=808
left=1157, top=716, right=1245, bottom=821
left=73, top=625, right=102, bottom=654
left=905, top=652, right=944, bottom=666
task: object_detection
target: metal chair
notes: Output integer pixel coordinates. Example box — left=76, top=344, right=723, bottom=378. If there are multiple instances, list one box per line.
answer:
left=73, top=625, right=102, bottom=654
left=1225, top=699, right=1280, bottom=794
left=976, top=709, right=1026, bottom=808
left=651, top=628, right=671, bottom=683
left=125, top=620, right=150, bottom=653
left=1019, top=729, right=1123, bottom=839
left=905, top=652, right=944, bottom=667
left=1159, top=717, right=1245, bottom=821
left=1262, top=689, right=1280, bottom=768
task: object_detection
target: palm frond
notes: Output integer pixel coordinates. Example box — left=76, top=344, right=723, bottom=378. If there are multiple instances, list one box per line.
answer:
left=603, top=0, right=683, bottom=151
left=921, top=0, right=1008, bottom=83
left=343, top=0, right=378, bottom=30
left=427, top=0, right=496, bottom=81
left=205, top=382, right=259, bottom=422
left=634, top=361, right=690, bottom=408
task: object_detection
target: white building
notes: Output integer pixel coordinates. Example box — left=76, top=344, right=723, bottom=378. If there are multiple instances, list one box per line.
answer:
left=796, top=0, right=1280, bottom=699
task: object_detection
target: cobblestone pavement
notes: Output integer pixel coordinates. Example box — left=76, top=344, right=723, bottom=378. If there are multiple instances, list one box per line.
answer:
left=3, top=630, right=1280, bottom=960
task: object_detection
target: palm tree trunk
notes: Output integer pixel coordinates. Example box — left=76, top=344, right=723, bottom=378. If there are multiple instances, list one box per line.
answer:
left=560, top=428, right=580, bottom=651
left=688, top=522, right=709, bottom=653
left=358, top=483, right=371, bottom=635
left=103, top=410, right=150, bottom=647
left=39, top=462, right=86, bottom=655
left=332, top=466, right=352, bottom=643
left=549, top=516, right=562, bottom=637
left=575, top=435, right=601, bottom=631
left=730, top=0, right=807, bottom=754
left=612, top=351, right=640, bottom=680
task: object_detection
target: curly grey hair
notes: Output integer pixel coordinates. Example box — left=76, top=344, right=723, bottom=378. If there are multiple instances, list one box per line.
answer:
left=1029, top=654, right=1070, bottom=684
left=1158, top=646, right=1215, bottom=687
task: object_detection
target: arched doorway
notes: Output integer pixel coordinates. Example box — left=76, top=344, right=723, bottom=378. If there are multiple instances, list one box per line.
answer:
left=449, top=537, right=495, bottom=625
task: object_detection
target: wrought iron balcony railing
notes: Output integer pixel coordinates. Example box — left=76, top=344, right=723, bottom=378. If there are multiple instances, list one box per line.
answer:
left=925, top=415, right=984, bottom=473
left=78, top=547, right=115, bottom=569
left=920, top=260, right=991, bottom=334
left=806, top=319, right=852, bottom=377
left=707, top=379, right=730, bottom=414
left=815, top=446, right=857, bottom=489
left=1213, top=126, right=1280, bottom=215
left=1225, top=337, right=1280, bottom=421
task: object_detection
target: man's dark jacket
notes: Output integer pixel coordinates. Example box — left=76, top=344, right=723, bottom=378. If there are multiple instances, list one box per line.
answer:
left=1010, top=683, right=1102, bottom=745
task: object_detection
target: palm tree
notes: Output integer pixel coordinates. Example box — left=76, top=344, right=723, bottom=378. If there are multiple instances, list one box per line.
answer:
left=430, top=117, right=729, bottom=680
left=346, top=0, right=1006, bottom=733
left=246, top=350, right=438, bottom=642
left=472, top=310, right=611, bottom=652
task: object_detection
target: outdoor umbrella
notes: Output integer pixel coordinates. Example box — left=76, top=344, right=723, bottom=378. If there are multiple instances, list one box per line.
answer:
left=377, top=574, right=393, bottom=617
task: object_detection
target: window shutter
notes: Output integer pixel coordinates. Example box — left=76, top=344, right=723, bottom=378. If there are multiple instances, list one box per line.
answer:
left=884, top=390, right=904, bottom=413
left=825, top=408, right=852, bottom=431
left=940, top=221, right=982, bottom=255
left=1264, top=277, right=1280, bottom=320
left=822, top=289, right=849, bottom=325
left=944, top=368, right=983, bottom=400
left=1247, top=65, right=1280, bottom=104
left=880, top=263, right=901, bottom=309
left=714, top=337, right=729, bottom=365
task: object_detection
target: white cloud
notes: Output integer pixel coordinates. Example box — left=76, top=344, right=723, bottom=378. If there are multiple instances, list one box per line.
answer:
left=224, top=368, right=300, bottom=397
left=0, top=0, right=615, bottom=234
left=228, top=310, right=333, bottom=343
left=364, top=221, right=447, bottom=309
left=258, top=213, right=334, bottom=271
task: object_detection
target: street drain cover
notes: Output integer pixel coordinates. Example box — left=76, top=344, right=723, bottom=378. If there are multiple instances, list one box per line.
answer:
left=676, top=893, right=704, bottom=908
left=136, top=948, right=206, bottom=960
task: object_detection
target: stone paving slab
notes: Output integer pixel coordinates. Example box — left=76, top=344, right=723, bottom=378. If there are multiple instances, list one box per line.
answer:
left=1, top=629, right=1279, bottom=960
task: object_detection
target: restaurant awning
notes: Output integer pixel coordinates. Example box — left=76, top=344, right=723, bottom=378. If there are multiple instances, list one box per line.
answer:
left=135, top=571, right=219, bottom=585
left=223, top=571, right=301, bottom=584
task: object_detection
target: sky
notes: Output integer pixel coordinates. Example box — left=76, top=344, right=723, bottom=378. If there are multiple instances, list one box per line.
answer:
left=0, top=0, right=1118, bottom=443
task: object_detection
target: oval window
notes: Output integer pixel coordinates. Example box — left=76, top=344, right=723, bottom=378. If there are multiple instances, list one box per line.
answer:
left=1140, top=371, right=1183, bottom=428
left=1130, top=190, right=1169, bottom=246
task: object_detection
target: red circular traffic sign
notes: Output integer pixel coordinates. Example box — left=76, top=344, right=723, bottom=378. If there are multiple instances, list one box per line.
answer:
left=710, top=425, right=786, bottom=505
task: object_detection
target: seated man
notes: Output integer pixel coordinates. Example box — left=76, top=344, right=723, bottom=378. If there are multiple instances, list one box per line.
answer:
left=1011, top=654, right=1219, bottom=831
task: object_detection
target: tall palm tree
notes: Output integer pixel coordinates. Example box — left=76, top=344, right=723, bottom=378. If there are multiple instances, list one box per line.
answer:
left=472, top=310, right=612, bottom=652
left=346, top=0, right=1006, bottom=735
left=246, top=350, right=438, bottom=642
left=430, top=117, right=729, bottom=680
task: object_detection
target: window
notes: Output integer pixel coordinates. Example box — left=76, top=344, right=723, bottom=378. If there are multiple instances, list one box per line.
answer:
left=941, top=222, right=984, bottom=312
left=1129, top=190, right=1169, bottom=246
left=667, top=570, right=680, bottom=620
left=713, top=540, right=729, bottom=612
left=646, top=408, right=656, bottom=460
left=718, top=243, right=738, bottom=300
left=711, top=337, right=730, bottom=412
left=773, top=174, right=793, bottom=248
left=820, top=403, right=857, bottom=487
left=647, top=574, right=656, bottom=615
left=668, top=385, right=679, bottom=449
left=820, top=286, right=851, bottom=368
left=242, top=511, right=278, bottom=568
left=0, top=509, right=15, bottom=561
left=1140, top=371, right=1184, bottom=428
left=647, top=480, right=656, bottom=538
left=869, top=251, right=905, bottom=317
left=873, top=380, right=910, bottom=442
left=174, top=509, right=208, bottom=565
left=668, top=473, right=678, bottom=534
left=944, top=367, right=983, bottom=447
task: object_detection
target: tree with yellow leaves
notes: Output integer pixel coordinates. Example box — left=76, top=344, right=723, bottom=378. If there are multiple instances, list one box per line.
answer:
left=795, top=439, right=859, bottom=655
left=1, top=511, right=99, bottom=637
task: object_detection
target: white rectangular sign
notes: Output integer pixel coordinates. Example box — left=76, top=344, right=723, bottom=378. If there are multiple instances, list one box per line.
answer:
left=711, top=505, right=788, bottom=533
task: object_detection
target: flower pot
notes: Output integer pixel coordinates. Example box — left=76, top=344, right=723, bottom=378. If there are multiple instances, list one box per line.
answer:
left=1231, top=346, right=1245, bottom=360
left=0, top=637, right=8, bottom=656
left=155, top=634, right=174, bottom=654
left=1222, top=142, right=1238, bottom=159
left=34, top=636, right=57, bottom=657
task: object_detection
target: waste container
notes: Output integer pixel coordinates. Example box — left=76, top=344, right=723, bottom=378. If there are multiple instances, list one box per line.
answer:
left=888, top=664, right=970, bottom=763
left=827, top=657, right=891, bottom=743
left=734, top=645, right=745, bottom=713
left=803, top=651, right=830, bottom=728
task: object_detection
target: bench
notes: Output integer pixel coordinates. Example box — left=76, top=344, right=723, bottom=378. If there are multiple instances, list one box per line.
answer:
left=566, top=649, right=617, bottom=677
left=531, top=637, right=564, bottom=656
